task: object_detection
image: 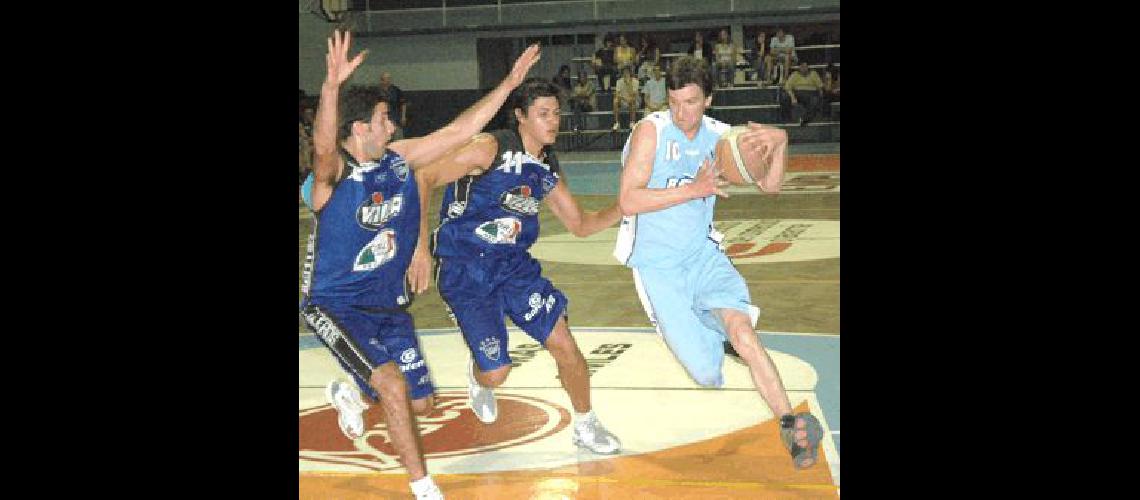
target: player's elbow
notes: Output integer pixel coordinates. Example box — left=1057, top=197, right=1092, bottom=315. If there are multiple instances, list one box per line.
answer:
left=618, top=195, right=638, bottom=217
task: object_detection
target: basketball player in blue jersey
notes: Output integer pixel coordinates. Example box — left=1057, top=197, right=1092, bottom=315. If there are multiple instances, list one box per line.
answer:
left=418, top=79, right=624, bottom=454
left=300, top=30, right=540, bottom=500
left=614, top=56, right=824, bottom=470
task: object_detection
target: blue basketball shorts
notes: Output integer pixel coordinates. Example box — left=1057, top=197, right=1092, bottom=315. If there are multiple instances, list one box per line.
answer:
left=300, top=302, right=435, bottom=402
left=631, top=241, right=759, bottom=388
left=436, top=252, right=568, bottom=372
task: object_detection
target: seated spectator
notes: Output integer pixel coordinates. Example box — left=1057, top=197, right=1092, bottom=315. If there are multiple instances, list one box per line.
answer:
left=593, top=35, right=617, bottom=92
left=713, top=28, right=741, bottom=88
left=688, top=31, right=713, bottom=63
left=822, top=62, right=840, bottom=118
left=641, top=64, right=667, bottom=113
left=770, top=27, right=797, bottom=84
left=636, top=36, right=660, bottom=82
left=612, top=67, right=640, bottom=131
left=569, top=70, right=597, bottom=132
left=782, top=61, right=824, bottom=126
left=614, top=34, right=637, bottom=76
left=553, top=64, right=573, bottom=107
left=748, top=30, right=774, bottom=85
left=298, top=105, right=315, bottom=184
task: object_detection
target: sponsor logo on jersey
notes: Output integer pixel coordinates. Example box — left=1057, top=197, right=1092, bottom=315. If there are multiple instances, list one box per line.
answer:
left=356, top=192, right=404, bottom=230
left=541, top=173, right=558, bottom=194
left=447, top=201, right=467, bottom=218
left=479, top=337, right=501, bottom=361
left=474, top=217, right=522, bottom=245
left=392, top=158, right=409, bottom=182
left=353, top=229, right=398, bottom=271
left=499, top=185, right=540, bottom=215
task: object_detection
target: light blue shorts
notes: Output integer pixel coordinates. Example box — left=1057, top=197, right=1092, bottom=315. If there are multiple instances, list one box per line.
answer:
left=633, top=241, right=758, bottom=387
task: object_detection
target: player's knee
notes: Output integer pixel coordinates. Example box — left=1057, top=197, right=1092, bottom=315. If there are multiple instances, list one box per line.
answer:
left=412, top=395, right=435, bottom=416
left=478, top=365, right=511, bottom=388
left=370, top=364, right=407, bottom=398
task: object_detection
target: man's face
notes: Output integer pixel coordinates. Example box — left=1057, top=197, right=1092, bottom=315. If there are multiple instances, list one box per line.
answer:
left=652, top=66, right=662, bottom=80
left=777, top=29, right=785, bottom=39
left=799, top=63, right=809, bottom=75
left=380, top=73, right=392, bottom=88
left=667, top=84, right=712, bottom=135
left=360, top=102, right=394, bottom=156
left=619, top=35, right=627, bottom=45
left=517, top=96, right=561, bottom=146
left=720, top=30, right=729, bottom=42
left=303, top=108, right=315, bottom=122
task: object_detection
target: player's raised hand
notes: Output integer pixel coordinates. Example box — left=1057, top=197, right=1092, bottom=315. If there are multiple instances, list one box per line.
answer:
left=505, top=44, right=542, bottom=89
left=692, top=158, right=730, bottom=199
left=325, top=29, right=367, bottom=87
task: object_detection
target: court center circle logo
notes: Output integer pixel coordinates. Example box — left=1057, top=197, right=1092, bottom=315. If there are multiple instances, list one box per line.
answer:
left=299, top=391, right=570, bottom=472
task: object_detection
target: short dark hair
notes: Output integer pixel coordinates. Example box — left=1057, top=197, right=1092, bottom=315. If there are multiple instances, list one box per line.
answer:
left=337, top=86, right=386, bottom=144
left=666, top=56, right=713, bottom=97
left=509, top=78, right=562, bottom=123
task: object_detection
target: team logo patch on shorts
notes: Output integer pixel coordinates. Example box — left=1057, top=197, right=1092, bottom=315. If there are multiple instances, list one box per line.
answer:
left=356, top=192, right=404, bottom=230
left=523, top=293, right=557, bottom=322
left=353, top=229, right=397, bottom=271
left=399, top=348, right=417, bottom=364
left=474, top=217, right=522, bottom=245
left=447, top=200, right=467, bottom=218
left=499, top=185, right=540, bottom=215
left=479, top=337, right=501, bottom=361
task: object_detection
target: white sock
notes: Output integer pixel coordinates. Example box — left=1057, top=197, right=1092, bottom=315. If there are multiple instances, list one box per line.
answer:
left=574, top=410, right=595, bottom=427
left=410, top=475, right=437, bottom=496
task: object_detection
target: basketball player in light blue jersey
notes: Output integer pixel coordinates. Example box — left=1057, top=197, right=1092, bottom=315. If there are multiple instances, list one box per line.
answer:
left=615, top=56, right=824, bottom=470
left=302, top=30, right=540, bottom=500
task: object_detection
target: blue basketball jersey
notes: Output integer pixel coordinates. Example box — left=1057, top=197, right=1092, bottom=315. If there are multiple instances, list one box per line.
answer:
left=619, top=111, right=730, bottom=268
left=432, top=129, right=561, bottom=259
left=301, top=149, right=420, bottom=308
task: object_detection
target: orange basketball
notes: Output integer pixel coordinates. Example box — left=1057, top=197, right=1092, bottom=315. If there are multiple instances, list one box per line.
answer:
left=715, top=125, right=767, bottom=186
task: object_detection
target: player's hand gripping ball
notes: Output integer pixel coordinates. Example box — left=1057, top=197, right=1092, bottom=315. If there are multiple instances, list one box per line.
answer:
left=715, top=125, right=773, bottom=186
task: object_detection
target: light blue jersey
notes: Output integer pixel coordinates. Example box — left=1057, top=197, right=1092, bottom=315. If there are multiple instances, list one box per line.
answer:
left=619, top=111, right=730, bottom=268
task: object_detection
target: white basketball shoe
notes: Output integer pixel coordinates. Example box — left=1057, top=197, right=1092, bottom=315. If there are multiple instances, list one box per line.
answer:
left=467, top=359, right=498, bottom=424
left=325, top=379, right=369, bottom=440
left=572, top=412, right=622, bottom=454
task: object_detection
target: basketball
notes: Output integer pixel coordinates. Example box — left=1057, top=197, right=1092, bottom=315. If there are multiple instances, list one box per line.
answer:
left=715, top=125, right=767, bottom=186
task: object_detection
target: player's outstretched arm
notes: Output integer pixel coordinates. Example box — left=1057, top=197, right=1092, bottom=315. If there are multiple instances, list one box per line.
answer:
left=391, top=44, right=540, bottom=168
left=311, top=30, right=367, bottom=212
left=617, top=121, right=727, bottom=216
left=545, top=181, right=622, bottom=238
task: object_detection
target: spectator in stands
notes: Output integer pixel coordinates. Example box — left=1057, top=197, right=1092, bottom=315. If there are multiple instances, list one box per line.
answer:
left=636, top=36, right=660, bottom=82
left=614, top=34, right=637, bottom=76
left=749, top=30, right=774, bottom=86
left=299, top=107, right=314, bottom=184
left=782, top=61, right=823, bottom=126
left=553, top=64, right=573, bottom=107
left=770, top=28, right=797, bottom=84
left=688, top=31, right=713, bottom=63
left=713, top=28, right=741, bottom=88
left=822, top=62, right=840, bottom=118
left=641, top=64, right=667, bottom=113
left=593, top=35, right=617, bottom=92
left=570, top=69, right=597, bottom=132
left=612, top=66, right=640, bottom=131
left=378, top=71, right=408, bottom=140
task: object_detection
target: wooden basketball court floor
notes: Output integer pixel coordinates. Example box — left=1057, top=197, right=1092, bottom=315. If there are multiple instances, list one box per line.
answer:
left=298, top=151, right=840, bottom=498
